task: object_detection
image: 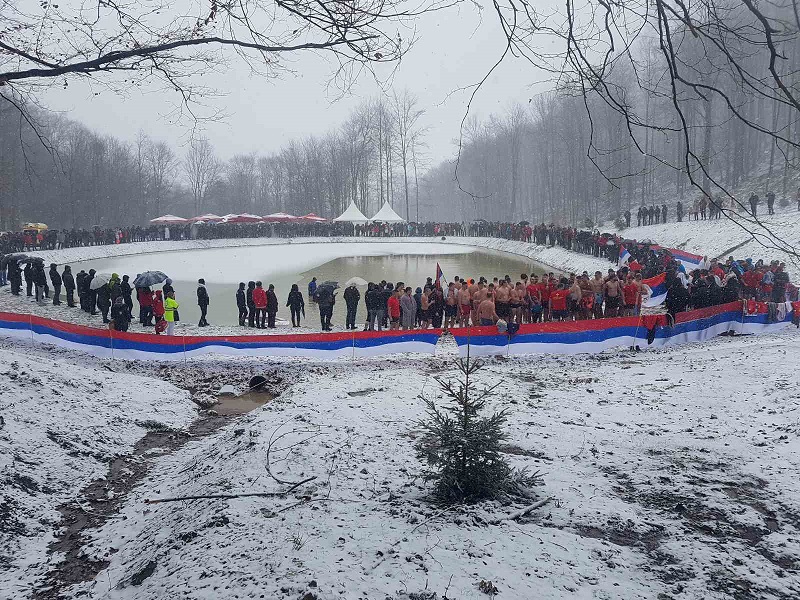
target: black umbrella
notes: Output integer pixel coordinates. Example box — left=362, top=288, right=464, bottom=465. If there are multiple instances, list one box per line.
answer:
left=20, top=256, right=44, bottom=265
left=519, top=220, right=530, bottom=226
left=133, top=271, right=169, bottom=288
left=0, top=253, right=29, bottom=268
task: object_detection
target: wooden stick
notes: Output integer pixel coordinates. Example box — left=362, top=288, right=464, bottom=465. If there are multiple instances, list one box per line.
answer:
left=144, top=476, right=316, bottom=504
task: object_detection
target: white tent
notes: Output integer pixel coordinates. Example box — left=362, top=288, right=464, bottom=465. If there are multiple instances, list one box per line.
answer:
left=333, top=201, right=370, bottom=224
left=370, top=201, right=406, bottom=223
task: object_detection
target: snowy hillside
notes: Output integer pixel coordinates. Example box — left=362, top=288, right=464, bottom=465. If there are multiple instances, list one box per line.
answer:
left=621, top=208, right=800, bottom=275
left=36, top=331, right=800, bottom=600
left=0, top=341, right=196, bottom=598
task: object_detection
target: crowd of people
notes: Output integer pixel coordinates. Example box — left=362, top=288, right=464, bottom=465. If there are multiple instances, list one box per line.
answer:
left=1, top=240, right=794, bottom=335
left=1, top=208, right=796, bottom=335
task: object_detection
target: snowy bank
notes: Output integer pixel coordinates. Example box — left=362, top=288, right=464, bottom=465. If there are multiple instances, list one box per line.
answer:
left=0, top=342, right=197, bottom=598
left=48, top=329, right=800, bottom=600
left=622, top=207, right=800, bottom=277
left=29, top=236, right=614, bottom=277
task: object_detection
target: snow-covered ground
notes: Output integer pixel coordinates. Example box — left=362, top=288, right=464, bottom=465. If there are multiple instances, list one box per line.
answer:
left=4, top=231, right=799, bottom=600
left=4, top=327, right=789, bottom=600
left=0, top=340, right=197, bottom=598
left=622, top=207, right=800, bottom=277
left=27, top=236, right=613, bottom=276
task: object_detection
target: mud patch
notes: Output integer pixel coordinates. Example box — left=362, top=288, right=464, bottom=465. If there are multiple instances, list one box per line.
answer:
left=214, top=391, right=271, bottom=416
left=34, top=416, right=228, bottom=599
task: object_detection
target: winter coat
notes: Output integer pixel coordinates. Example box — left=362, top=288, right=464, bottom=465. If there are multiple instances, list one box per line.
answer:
left=96, top=285, right=111, bottom=308
left=246, top=284, right=256, bottom=308
left=266, top=289, right=279, bottom=313
left=365, top=289, right=383, bottom=311
left=62, top=268, right=75, bottom=291
left=236, top=288, right=247, bottom=309
left=400, top=294, right=417, bottom=328
left=164, top=297, right=179, bottom=322
left=344, top=286, right=360, bottom=307
left=315, top=286, right=335, bottom=308
left=197, top=284, right=210, bottom=307
left=253, top=287, right=267, bottom=309
left=120, top=280, right=133, bottom=299
left=49, top=267, right=62, bottom=287
left=286, top=290, right=304, bottom=309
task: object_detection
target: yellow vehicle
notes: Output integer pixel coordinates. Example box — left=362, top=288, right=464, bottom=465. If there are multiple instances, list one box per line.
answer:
left=22, top=222, right=49, bottom=232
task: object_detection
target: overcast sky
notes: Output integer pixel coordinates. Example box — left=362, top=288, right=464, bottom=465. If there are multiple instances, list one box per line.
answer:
left=40, top=1, right=552, bottom=167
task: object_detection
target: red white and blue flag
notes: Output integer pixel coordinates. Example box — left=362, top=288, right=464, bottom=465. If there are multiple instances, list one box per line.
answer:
left=618, top=244, right=631, bottom=265
left=435, top=262, right=447, bottom=289
left=642, top=272, right=668, bottom=306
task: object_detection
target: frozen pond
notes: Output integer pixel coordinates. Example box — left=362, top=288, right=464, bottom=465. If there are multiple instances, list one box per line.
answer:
left=76, top=242, right=546, bottom=327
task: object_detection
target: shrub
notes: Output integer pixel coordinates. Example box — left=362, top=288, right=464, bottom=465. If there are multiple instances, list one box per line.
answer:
left=415, top=358, right=539, bottom=504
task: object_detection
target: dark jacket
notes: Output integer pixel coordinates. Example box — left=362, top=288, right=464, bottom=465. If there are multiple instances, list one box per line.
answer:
left=246, top=283, right=256, bottom=308
left=286, top=290, right=304, bottom=309
left=236, top=288, right=247, bottom=309
left=365, top=288, right=383, bottom=311
left=49, top=267, right=62, bottom=287
left=62, top=268, right=75, bottom=291
left=344, top=286, right=360, bottom=307
left=197, top=284, right=210, bottom=307
left=266, top=289, right=279, bottom=312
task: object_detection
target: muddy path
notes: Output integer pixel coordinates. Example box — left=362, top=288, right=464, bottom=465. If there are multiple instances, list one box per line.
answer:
left=32, top=362, right=291, bottom=600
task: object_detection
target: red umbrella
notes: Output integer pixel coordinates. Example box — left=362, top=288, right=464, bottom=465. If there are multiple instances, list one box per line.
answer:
left=263, top=212, right=298, bottom=222
left=221, top=214, right=263, bottom=223
left=299, top=213, right=328, bottom=222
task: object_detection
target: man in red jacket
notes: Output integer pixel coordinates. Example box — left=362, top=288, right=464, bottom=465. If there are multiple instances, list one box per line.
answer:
left=253, top=281, right=268, bottom=329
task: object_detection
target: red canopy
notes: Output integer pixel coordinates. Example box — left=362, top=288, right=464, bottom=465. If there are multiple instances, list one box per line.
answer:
left=299, top=213, right=328, bottom=223
left=221, top=214, right=263, bottom=223
left=262, top=212, right=298, bottom=222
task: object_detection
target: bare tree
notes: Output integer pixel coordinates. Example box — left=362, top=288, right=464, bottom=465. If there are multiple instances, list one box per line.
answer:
left=185, top=138, right=221, bottom=215
left=392, top=90, right=426, bottom=220
left=147, top=142, right=178, bottom=218
left=0, top=0, right=459, bottom=125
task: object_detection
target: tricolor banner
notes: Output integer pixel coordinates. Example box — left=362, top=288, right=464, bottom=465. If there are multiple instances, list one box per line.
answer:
left=0, top=312, right=441, bottom=361
left=642, top=272, right=667, bottom=307
left=450, top=301, right=794, bottom=357
left=668, top=248, right=708, bottom=272
left=435, top=262, right=447, bottom=290
left=618, top=245, right=631, bottom=265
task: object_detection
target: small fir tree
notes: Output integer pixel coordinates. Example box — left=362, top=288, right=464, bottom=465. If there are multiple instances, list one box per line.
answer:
left=416, top=357, right=537, bottom=504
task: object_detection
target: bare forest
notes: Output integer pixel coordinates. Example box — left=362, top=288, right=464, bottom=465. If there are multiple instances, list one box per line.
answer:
left=2, top=0, right=800, bottom=240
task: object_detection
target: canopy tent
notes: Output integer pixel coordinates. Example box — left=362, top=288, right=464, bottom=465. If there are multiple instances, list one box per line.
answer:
left=150, top=215, right=187, bottom=224
left=370, top=202, right=406, bottom=223
left=332, top=201, right=370, bottom=224
left=188, top=213, right=222, bottom=222
left=299, top=213, right=328, bottom=223
left=262, top=212, right=298, bottom=222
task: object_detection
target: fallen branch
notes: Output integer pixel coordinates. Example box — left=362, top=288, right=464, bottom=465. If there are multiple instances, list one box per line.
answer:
left=489, top=497, right=552, bottom=524
left=144, top=476, right=316, bottom=504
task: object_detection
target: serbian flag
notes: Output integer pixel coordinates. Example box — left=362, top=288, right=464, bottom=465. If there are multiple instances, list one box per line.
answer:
left=435, top=262, right=447, bottom=289
left=618, top=244, right=631, bottom=265
left=642, top=272, right=667, bottom=307
left=669, top=248, right=707, bottom=272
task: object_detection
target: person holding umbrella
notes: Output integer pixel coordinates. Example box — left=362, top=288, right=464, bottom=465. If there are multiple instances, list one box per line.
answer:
left=197, top=278, right=210, bottom=327
left=286, top=284, right=305, bottom=327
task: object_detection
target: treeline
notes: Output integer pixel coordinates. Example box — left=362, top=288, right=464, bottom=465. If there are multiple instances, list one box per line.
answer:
left=419, top=4, right=800, bottom=226
left=0, top=90, right=426, bottom=229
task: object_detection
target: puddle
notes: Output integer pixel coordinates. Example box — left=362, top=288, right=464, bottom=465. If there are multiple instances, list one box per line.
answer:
left=214, top=391, right=272, bottom=416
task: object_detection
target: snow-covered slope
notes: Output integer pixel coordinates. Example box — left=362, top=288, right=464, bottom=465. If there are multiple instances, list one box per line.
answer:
left=51, top=330, right=800, bottom=600
left=0, top=341, right=196, bottom=598
left=622, top=207, right=800, bottom=276
left=28, top=236, right=613, bottom=277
